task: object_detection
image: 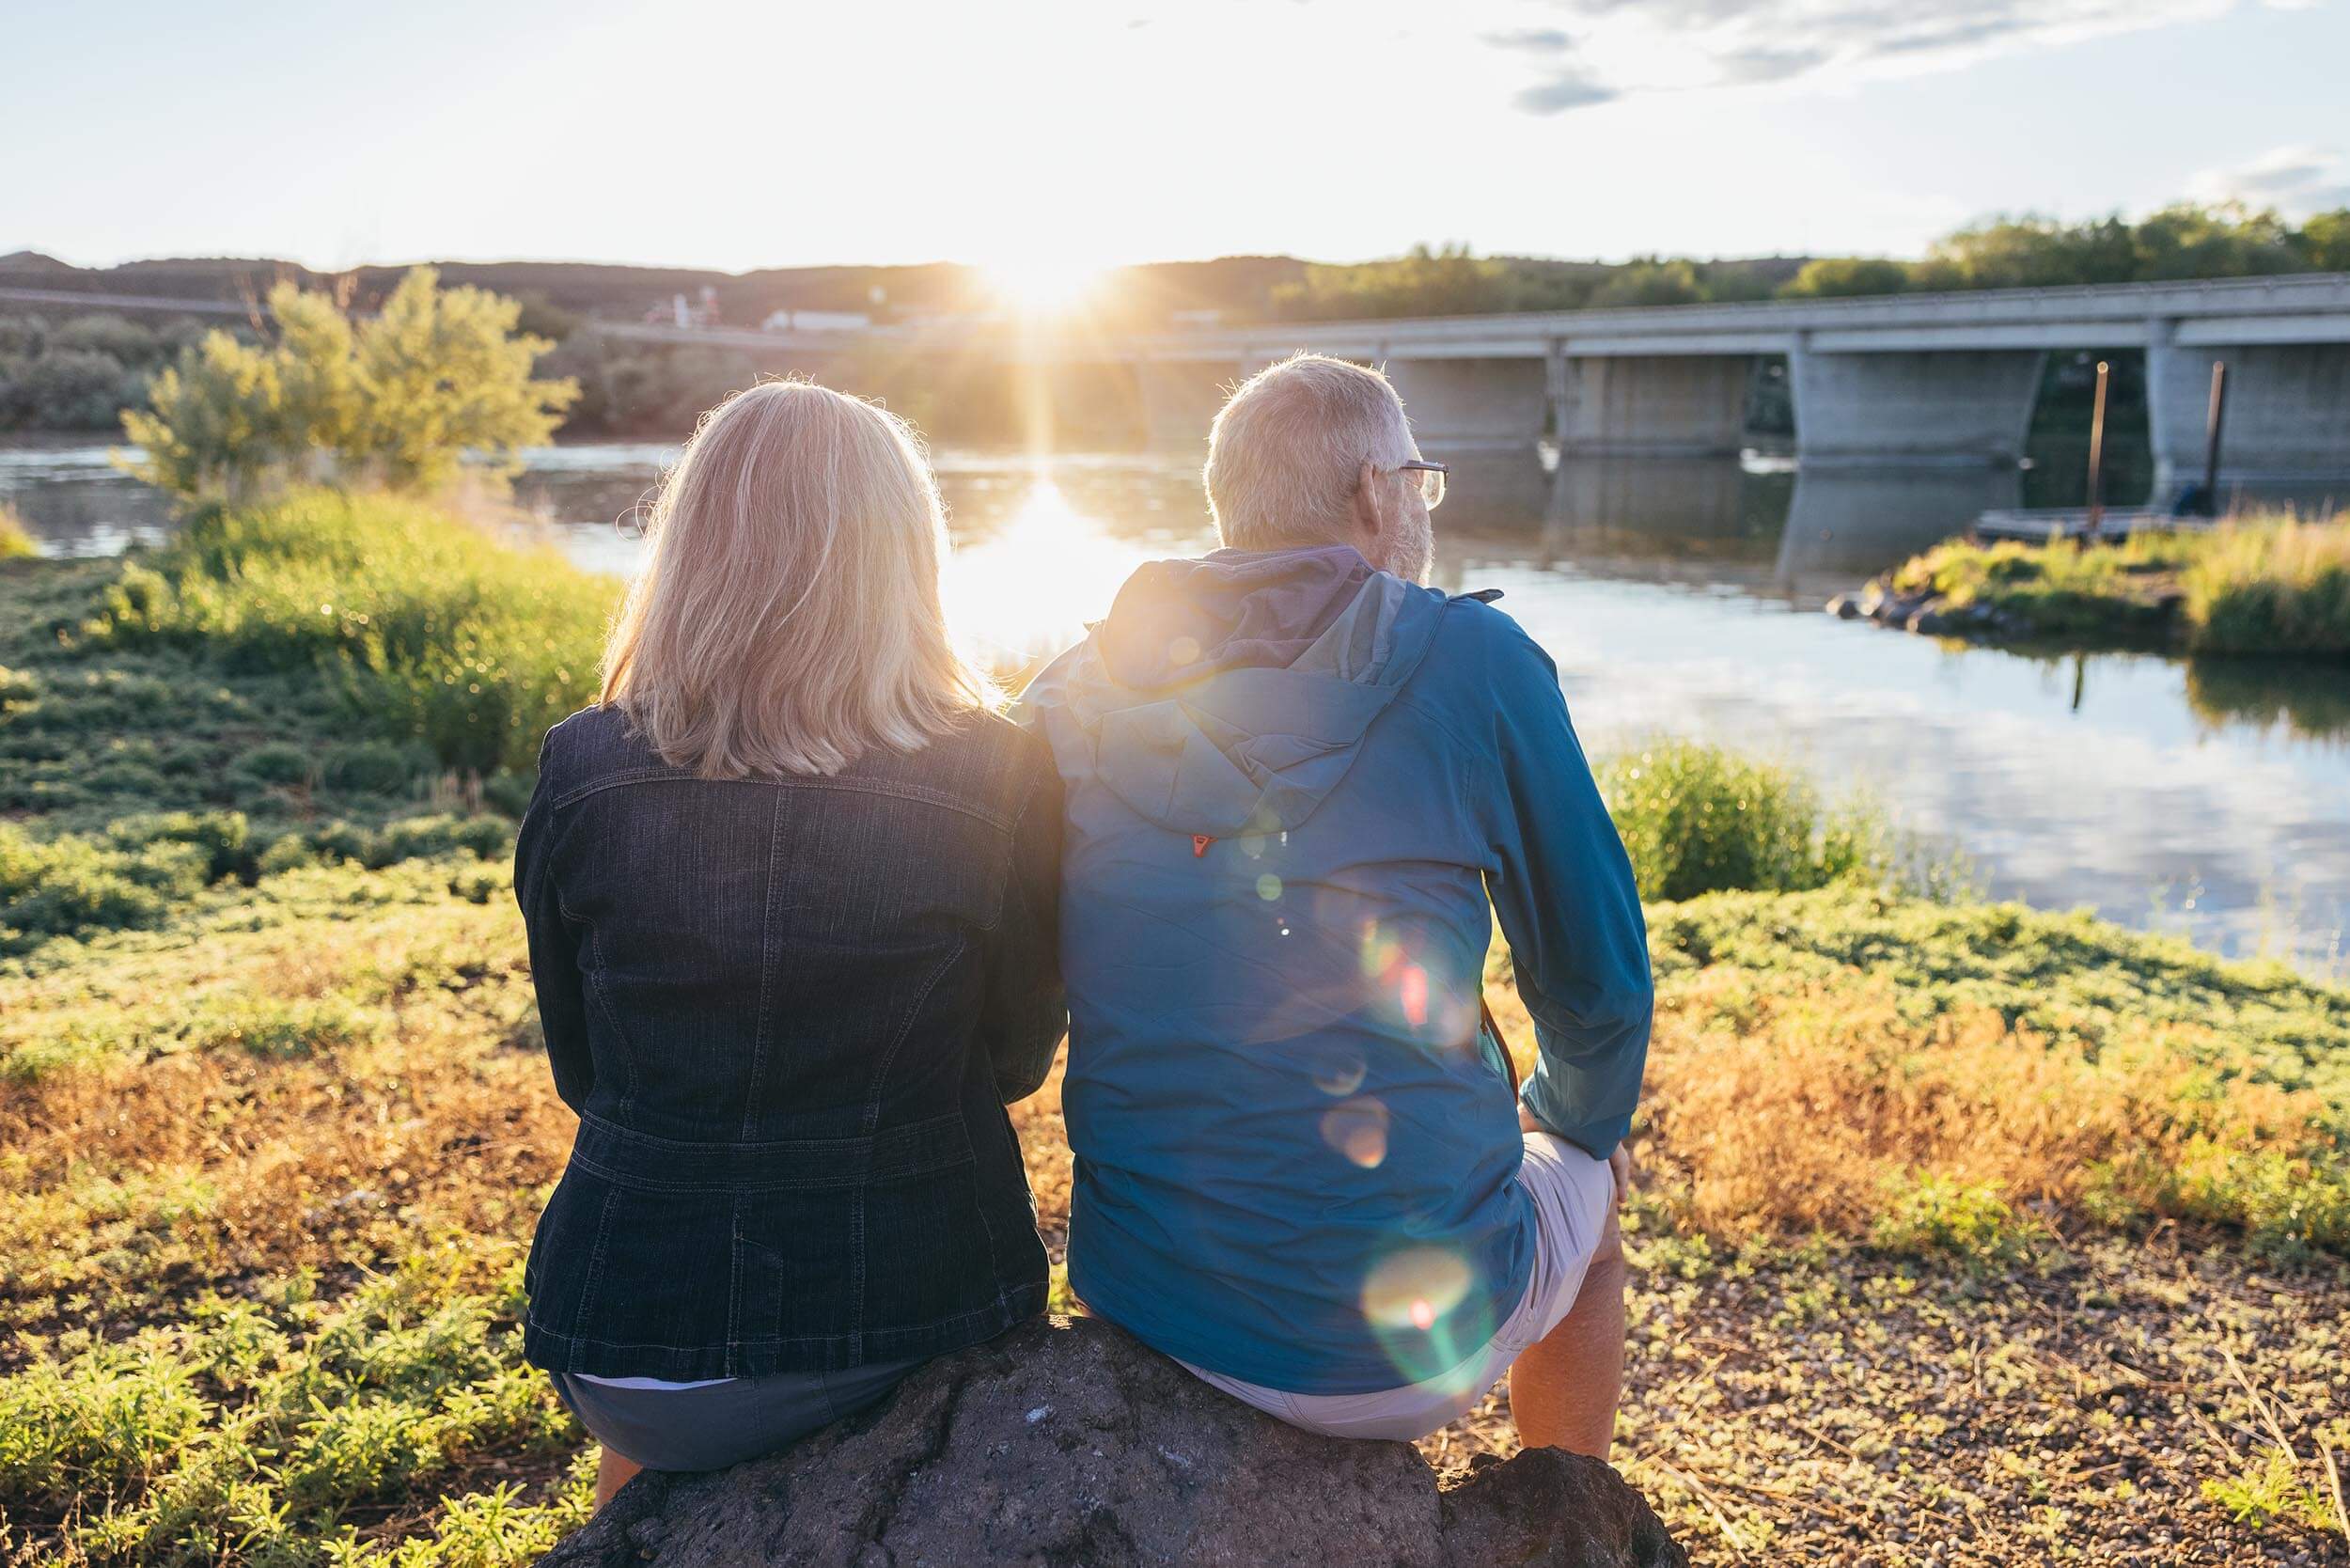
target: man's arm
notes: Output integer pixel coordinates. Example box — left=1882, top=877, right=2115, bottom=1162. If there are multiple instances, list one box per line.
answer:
left=1481, top=621, right=1653, bottom=1158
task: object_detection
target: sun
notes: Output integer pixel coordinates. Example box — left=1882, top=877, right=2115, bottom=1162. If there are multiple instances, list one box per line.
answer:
left=979, top=250, right=1114, bottom=319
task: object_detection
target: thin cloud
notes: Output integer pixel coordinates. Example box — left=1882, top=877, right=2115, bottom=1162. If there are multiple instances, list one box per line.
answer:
left=1482, top=26, right=1576, bottom=52
left=2190, top=145, right=2350, bottom=215
left=1485, top=0, right=2237, bottom=112
left=1514, top=68, right=1622, bottom=114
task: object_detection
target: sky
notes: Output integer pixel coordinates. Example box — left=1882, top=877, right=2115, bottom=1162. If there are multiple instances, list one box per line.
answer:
left=5, top=0, right=2347, bottom=277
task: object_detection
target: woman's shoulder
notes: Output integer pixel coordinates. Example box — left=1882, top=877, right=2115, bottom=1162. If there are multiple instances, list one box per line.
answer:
left=850, top=707, right=1055, bottom=830
left=534, top=704, right=661, bottom=784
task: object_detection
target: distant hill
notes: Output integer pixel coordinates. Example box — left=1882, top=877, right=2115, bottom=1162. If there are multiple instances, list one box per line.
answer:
left=0, top=249, right=1817, bottom=330
left=0, top=250, right=79, bottom=274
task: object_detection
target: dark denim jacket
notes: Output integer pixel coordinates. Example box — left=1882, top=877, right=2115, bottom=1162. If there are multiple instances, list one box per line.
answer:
left=514, top=704, right=1065, bottom=1380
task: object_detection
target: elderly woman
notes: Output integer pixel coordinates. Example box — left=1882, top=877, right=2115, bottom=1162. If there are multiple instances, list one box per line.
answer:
left=514, top=381, right=1065, bottom=1504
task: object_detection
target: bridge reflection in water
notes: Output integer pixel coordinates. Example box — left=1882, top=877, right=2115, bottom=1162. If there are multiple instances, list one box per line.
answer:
left=1430, top=451, right=2032, bottom=605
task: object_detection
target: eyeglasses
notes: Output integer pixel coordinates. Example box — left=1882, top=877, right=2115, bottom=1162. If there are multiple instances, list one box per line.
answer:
left=1399, top=460, right=1448, bottom=510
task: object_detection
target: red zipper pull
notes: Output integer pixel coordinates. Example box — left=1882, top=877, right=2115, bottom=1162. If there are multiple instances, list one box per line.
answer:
left=1191, top=834, right=1215, bottom=858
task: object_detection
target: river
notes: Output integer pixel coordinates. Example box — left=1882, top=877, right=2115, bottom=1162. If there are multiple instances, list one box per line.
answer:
left=5, top=438, right=2344, bottom=974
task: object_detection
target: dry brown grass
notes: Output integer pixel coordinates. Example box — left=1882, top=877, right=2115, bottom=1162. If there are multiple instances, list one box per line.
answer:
left=1484, top=967, right=2336, bottom=1247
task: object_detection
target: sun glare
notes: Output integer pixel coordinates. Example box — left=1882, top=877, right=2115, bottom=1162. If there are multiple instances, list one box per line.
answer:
left=943, top=478, right=1152, bottom=668
left=979, top=252, right=1113, bottom=319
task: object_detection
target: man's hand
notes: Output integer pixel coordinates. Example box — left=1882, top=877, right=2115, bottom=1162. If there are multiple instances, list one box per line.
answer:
left=1520, top=1105, right=1637, bottom=1200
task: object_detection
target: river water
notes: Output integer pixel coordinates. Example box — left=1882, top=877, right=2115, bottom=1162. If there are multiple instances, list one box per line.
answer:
left=5, top=439, right=2344, bottom=974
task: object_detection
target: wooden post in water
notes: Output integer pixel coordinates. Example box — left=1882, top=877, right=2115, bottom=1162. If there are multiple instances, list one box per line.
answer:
left=2084, top=359, right=2109, bottom=542
left=2201, top=360, right=2230, bottom=518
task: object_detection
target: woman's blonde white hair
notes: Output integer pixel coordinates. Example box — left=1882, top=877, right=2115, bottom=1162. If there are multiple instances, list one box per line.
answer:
left=601, top=379, right=995, bottom=777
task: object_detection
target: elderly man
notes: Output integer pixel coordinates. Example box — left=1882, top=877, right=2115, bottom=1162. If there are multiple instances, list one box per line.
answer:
left=1021, top=353, right=1651, bottom=1452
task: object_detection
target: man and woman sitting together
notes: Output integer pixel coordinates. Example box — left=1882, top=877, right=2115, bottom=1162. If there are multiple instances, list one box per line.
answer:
left=512, top=353, right=1653, bottom=1506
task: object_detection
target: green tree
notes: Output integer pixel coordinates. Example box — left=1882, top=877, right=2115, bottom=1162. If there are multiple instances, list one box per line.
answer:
left=2301, top=209, right=2350, bottom=270
left=1586, top=259, right=1703, bottom=308
left=121, top=268, right=576, bottom=503
left=1779, top=257, right=1914, bottom=298
left=2131, top=202, right=2300, bottom=279
left=1928, top=213, right=2139, bottom=288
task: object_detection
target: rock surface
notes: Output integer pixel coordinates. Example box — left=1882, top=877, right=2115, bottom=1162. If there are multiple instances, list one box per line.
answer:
left=540, top=1315, right=1686, bottom=1568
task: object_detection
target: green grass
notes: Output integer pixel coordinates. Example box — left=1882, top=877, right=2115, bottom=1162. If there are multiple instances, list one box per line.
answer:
left=0, top=493, right=604, bottom=953
left=1885, top=512, right=2350, bottom=656
left=83, top=491, right=615, bottom=776
left=2184, top=515, right=2350, bottom=656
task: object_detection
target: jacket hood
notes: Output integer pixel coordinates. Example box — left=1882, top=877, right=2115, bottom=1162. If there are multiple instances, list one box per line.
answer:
left=1026, top=546, right=1449, bottom=838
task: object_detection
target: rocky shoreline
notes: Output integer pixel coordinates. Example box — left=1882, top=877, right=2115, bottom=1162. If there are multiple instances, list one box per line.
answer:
left=1824, top=573, right=2185, bottom=645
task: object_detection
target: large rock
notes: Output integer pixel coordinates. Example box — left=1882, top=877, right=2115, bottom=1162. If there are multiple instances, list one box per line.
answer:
left=540, top=1315, right=1685, bottom=1568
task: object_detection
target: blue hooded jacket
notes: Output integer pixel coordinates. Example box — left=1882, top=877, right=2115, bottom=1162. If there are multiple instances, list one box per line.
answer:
left=1021, top=545, right=1651, bottom=1395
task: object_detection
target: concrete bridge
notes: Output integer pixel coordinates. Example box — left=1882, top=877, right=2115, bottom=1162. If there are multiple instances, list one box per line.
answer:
left=1122, top=274, right=2350, bottom=493
left=35, top=270, right=2342, bottom=494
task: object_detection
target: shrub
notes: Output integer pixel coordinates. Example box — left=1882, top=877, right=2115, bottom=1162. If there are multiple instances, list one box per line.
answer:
left=1868, top=1171, right=2053, bottom=1272
left=0, top=823, right=209, bottom=953
left=0, top=502, right=37, bottom=560
left=1595, top=740, right=1950, bottom=902
left=86, top=490, right=613, bottom=774
left=2183, top=515, right=2350, bottom=656
left=236, top=741, right=315, bottom=788
left=120, top=268, right=576, bottom=504
left=322, top=741, right=417, bottom=794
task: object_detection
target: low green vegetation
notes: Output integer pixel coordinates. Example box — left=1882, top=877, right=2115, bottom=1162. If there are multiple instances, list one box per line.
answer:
left=1596, top=737, right=1966, bottom=903
left=86, top=489, right=615, bottom=776
left=0, top=489, right=611, bottom=957
left=1878, top=512, right=2350, bottom=656
left=0, top=507, right=35, bottom=561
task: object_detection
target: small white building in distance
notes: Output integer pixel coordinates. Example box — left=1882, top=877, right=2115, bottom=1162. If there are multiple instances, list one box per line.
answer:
left=762, top=309, right=874, bottom=333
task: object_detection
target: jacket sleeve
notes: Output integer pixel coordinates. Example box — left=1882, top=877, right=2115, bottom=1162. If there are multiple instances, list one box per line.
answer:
left=982, top=752, right=1069, bottom=1104
left=514, top=741, right=595, bottom=1112
left=1480, top=619, right=1653, bottom=1158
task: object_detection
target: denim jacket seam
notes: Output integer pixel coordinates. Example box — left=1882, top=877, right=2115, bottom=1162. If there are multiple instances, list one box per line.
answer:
left=576, top=918, right=640, bottom=1119
left=565, top=1184, right=622, bottom=1373
left=546, top=768, right=1019, bottom=834
left=740, top=792, right=789, bottom=1138
left=565, top=1147, right=975, bottom=1195
left=577, top=1106, right=968, bottom=1157
left=859, top=938, right=969, bottom=1138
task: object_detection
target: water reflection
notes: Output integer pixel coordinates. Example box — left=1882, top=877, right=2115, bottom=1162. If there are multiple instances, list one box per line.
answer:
left=2186, top=661, right=2350, bottom=746
left=1777, top=466, right=2023, bottom=588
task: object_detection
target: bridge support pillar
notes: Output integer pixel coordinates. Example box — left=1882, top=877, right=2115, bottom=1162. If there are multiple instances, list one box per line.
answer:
left=1790, top=346, right=2045, bottom=466
left=1384, top=358, right=1549, bottom=451
left=2147, top=324, right=2350, bottom=494
left=1557, top=355, right=1752, bottom=457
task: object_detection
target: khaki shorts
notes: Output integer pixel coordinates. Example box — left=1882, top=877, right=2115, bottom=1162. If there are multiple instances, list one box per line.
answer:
left=1178, top=1132, right=1616, bottom=1442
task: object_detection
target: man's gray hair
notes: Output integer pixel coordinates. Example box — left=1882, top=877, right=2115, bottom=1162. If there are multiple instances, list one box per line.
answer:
left=1204, top=353, right=1417, bottom=551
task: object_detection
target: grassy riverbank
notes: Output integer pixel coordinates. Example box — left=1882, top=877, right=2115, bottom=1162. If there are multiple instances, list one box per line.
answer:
left=1, top=503, right=2345, bottom=1565
left=1852, top=513, right=2350, bottom=657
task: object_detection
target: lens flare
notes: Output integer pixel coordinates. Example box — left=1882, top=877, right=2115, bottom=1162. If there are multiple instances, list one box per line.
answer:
left=1320, top=1097, right=1390, bottom=1168
left=1311, top=1052, right=1367, bottom=1097
left=1362, top=1247, right=1472, bottom=1332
